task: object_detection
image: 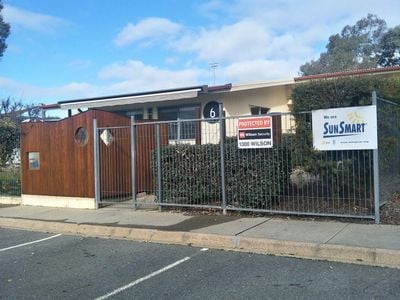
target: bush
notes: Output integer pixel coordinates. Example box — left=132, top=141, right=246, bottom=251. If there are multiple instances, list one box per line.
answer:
left=289, top=76, right=400, bottom=199
left=152, top=137, right=291, bottom=209
left=152, top=143, right=221, bottom=205
left=0, top=119, right=19, bottom=167
left=0, top=170, right=21, bottom=196
left=224, top=137, right=290, bottom=209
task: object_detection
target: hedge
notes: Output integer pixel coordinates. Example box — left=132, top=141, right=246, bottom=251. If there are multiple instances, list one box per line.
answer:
left=152, top=137, right=291, bottom=209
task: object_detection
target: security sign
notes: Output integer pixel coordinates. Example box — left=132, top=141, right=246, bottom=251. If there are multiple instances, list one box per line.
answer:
left=237, top=116, right=273, bottom=149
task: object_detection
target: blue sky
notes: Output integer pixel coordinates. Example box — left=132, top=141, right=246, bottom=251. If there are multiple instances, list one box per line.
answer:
left=1, top=0, right=400, bottom=105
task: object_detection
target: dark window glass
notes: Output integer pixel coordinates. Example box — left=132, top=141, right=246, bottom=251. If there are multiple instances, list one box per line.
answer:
left=158, top=106, right=198, bottom=140
left=125, top=110, right=143, bottom=120
left=251, top=106, right=269, bottom=115
left=158, top=107, right=178, bottom=121
left=75, top=127, right=88, bottom=146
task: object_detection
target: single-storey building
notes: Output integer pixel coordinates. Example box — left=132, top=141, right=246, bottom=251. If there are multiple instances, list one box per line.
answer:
left=19, top=66, right=400, bottom=209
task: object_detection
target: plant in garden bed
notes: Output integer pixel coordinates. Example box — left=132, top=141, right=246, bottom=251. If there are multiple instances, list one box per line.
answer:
left=0, top=170, right=21, bottom=196
left=152, top=137, right=291, bottom=209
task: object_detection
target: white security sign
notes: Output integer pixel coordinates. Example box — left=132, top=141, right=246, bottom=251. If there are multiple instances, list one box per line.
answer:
left=312, top=105, right=377, bottom=151
left=237, top=116, right=273, bottom=149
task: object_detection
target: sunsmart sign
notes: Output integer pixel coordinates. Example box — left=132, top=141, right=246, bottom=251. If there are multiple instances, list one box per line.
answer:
left=237, top=116, right=273, bottom=149
left=312, top=105, right=377, bottom=151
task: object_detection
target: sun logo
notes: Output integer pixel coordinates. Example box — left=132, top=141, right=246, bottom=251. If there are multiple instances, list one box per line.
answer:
left=347, top=112, right=365, bottom=124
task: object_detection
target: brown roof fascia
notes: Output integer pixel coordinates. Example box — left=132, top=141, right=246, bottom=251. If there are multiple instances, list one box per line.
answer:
left=206, top=83, right=232, bottom=93
left=294, top=66, right=400, bottom=82
left=40, top=103, right=61, bottom=110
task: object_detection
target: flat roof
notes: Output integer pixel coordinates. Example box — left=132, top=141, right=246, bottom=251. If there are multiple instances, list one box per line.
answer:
left=58, top=84, right=233, bottom=110
left=56, top=66, right=400, bottom=110
left=231, top=79, right=295, bottom=92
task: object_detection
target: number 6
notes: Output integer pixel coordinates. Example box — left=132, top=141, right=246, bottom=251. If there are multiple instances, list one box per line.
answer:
left=210, top=107, right=216, bottom=118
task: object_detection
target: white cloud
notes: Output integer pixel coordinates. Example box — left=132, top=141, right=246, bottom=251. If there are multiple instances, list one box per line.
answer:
left=221, top=59, right=299, bottom=83
left=194, top=0, right=400, bottom=65
left=0, top=76, right=98, bottom=103
left=115, top=17, right=182, bottom=47
left=98, top=60, right=203, bottom=93
left=3, top=5, right=68, bottom=34
left=3, top=0, right=400, bottom=104
left=174, top=19, right=270, bottom=62
left=0, top=59, right=205, bottom=103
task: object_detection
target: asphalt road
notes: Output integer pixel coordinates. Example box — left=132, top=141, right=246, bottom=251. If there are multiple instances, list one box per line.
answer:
left=1, top=227, right=399, bottom=300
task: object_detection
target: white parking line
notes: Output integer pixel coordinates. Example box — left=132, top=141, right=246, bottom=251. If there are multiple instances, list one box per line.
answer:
left=0, top=234, right=62, bottom=252
left=95, top=256, right=191, bottom=300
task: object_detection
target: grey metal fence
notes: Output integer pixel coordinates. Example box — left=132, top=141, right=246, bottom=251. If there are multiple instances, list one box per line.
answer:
left=95, top=94, right=399, bottom=222
left=95, top=124, right=132, bottom=206
left=376, top=96, right=400, bottom=207
left=0, top=129, right=21, bottom=199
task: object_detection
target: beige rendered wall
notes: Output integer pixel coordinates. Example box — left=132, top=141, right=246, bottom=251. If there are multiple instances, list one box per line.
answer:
left=144, top=83, right=293, bottom=144
left=208, top=85, right=292, bottom=117
left=198, top=84, right=293, bottom=143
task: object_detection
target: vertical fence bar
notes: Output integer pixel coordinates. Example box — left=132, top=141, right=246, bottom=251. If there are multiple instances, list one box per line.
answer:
left=156, top=124, right=162, bottom=210
left=177, top=118, right=181, bottom=143
left=372, top=91, right=380, bottom=224
left=93, top=118, right=100, bottom=209
left=219, top=103, right=227, bottom=214
left=131, top=116, right=137, bottom=209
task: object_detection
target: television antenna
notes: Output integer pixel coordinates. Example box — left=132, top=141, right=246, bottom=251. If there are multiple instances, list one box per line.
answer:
left=209, top=62, right=219, bottom=85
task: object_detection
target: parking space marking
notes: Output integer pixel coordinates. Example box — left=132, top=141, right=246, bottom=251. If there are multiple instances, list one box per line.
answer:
left=95, top=256, right=191, bottom=300
left=95, top=248, right=209, bottom=300
left=0, top=234, right=62, bottom=252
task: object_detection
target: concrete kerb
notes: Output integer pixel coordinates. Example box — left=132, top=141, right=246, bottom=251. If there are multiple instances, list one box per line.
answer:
left=0, top=217, right=399, bottom=269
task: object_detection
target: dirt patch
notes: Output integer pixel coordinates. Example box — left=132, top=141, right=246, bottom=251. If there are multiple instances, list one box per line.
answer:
left=380, top=192, right=400, bottom=225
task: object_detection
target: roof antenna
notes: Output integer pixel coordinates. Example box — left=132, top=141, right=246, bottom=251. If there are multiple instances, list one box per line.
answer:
left=209, top=62, right=219, bottom=85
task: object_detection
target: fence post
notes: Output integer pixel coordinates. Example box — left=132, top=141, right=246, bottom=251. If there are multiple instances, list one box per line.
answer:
left=131, top=116, right=137, bottom=209
left=156, top=124, right=162, bottom=211
left=177, top=117, right=181, bottom=143
left=93, top=118, right=100, bottom=209
left=372, top=91, right=380, bottom=224
left=219, top=103, right=227, bottom=214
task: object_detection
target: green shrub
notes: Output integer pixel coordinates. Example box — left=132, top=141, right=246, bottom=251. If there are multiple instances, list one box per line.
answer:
left=152, top=137, right=291, bottom=209
left=224, top=137, right=290, bottom=209
left=289, top=76, right=400, bottom=199
left=152, top=143, right=221, bottom=205
left=0, top=119, right=19, bottom=167
left=0, top=171, right=21, bottom=196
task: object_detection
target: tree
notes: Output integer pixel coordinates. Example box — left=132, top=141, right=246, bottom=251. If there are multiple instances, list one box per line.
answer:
left=0, top=0, right=10, bottom=59
left=0, top=98, right=43, bottom=123
left=300, top=14, right=400, bottom=76
left=378, top=26, right=400, bottom=67
left=0, top=118, right=18, bottom=167
left=0, top=98, right=44, bottom=167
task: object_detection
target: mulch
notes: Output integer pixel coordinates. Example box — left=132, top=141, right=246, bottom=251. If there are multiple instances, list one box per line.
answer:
left=380, top=192, right=400, bottom=225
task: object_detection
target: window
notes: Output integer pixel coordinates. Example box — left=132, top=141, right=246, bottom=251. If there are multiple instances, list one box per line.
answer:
left=125, top=109, right=143, bottom=120
left=250, top=105, right=270, bottom=115
left=75, top=127, right=88, bottom=146
left=28, top=152, right=40, bottom=170
left=158, top=106, right=198, bottom=140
